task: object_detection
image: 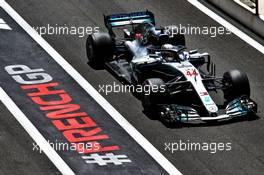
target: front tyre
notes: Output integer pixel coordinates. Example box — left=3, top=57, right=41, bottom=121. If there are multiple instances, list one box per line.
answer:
left=141, top=78, right=167, bottom=115
left=222, top=69, right=250, bottom=101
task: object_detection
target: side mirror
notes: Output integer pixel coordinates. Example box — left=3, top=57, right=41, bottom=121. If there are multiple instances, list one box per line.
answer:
left=189, top=50, right=198, bottom=54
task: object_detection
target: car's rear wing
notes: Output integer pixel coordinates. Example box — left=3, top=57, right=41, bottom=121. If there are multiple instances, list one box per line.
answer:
left=104, top=10, right=155, bottom=30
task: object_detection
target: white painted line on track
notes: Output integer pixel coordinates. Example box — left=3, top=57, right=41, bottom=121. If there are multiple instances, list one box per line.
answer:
left=0, top=88, right=75, bottom=175
left=0, top=0, right=182, bottom=174
left=188, top=0, right=264, bottom=55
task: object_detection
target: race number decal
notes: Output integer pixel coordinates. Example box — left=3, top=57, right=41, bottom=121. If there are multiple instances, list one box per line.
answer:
left=186, top=69, right=198, bottom=77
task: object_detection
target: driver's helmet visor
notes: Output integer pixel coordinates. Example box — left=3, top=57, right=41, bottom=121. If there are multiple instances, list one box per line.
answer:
left=162, top=50, right=175, bottom=61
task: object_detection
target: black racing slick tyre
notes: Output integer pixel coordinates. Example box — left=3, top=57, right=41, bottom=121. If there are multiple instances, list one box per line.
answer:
left=169, top=33, right=185, bottom=46
left=141, top=78, right=167, bottom=114
left=86, top=33, right=114, bottom=68
left=222, top=69, right=250, bottom=101
left=165, top=26, right=186, bottom=46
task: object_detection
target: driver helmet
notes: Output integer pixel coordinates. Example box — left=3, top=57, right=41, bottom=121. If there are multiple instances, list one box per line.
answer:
left=161, top=44, right=176, bottom=61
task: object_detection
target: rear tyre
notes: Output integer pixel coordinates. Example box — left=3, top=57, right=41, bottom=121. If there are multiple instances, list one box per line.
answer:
left=222, top=69, right=250, bottom=101
left=141, top=78, right=167, bottom=116
left=169, top=33, right=185, bottom=46
left=165, top=26, right=186, bottom=46
left=86, top=33, right=114, bottom=68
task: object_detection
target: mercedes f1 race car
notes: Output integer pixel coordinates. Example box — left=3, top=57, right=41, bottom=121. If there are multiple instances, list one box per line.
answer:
left=86, top=11, right=257, bottom=123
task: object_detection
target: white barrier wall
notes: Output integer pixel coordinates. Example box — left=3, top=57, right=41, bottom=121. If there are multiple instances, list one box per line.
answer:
left=260, top=0, right=264, bottom=16
left=204, top=0, right=264, bottom=38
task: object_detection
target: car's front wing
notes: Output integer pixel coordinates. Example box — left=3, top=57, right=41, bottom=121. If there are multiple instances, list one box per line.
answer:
left=157, top=95, right=257, bottom=123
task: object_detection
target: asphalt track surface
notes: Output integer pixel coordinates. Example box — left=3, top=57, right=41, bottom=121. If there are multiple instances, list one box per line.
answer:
left=1, top=0, right=264, bottom=174
left=0, top=4, right=169, bottom=175
left=0, top=102, right=60, bottom=175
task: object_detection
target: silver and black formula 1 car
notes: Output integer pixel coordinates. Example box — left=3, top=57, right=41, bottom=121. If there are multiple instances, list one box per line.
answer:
left=86, top=11, right=257, bottom=123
